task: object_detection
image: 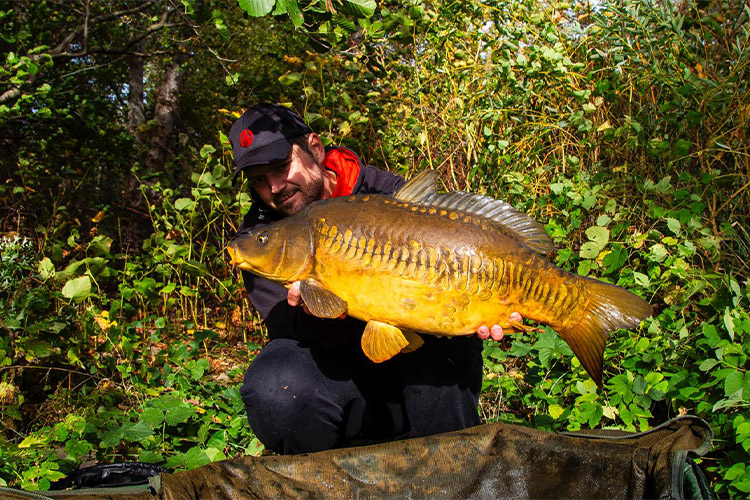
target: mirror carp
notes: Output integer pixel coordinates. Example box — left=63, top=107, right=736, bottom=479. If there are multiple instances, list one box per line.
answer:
left=228, top=171, right=653, bottom=387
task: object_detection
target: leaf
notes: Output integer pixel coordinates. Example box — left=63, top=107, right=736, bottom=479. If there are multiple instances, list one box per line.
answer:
left=579, top=242, right=601, bottom=259
left=139, top=407, right=165, bottom=428
left=238, top=0, right=275, bottom=17
left=278, top=72, right=302, bottom=85
left=632, top=375, right=647, bottom=395
left=38, top=257, right=55, bottom=280
left=602, top=405, right=619, bottom=420
left=602, top=245, right=627, bottom=273
left=62, top=275, right=91, bottom=300
left=120, top=421, right=154, bottom=442
left=666, top=217, right=681, bottom=235
left=585, top=225, right=610, bottom=248
left=633, top=272, right=651, bottom=288
left=698, top=359, right=719, bottom=372
left=26, top=340, right=53, bottom=358
left=725, top=370, right=744, bottom=397
left=674, top=139, right=691, bottom=157
left=345, top=0, right=376, bottom=17
left=174, top=198, right=195, bottom=211
left=65, top=439, right=92, bottom=459
left=204, top=447, right=227, bottom=462
left=278, top=0, right=303, bottom=27
left=18, top=435, right=47, bottom=448
left=508, top=341, right=532, bottom=357
left=548, top=404, right=565, bottom=419
left=165, top=404, right=195, bottom=426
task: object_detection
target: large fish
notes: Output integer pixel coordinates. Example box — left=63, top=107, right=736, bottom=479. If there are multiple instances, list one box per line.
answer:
left=228, top=171, right=652, bottom=387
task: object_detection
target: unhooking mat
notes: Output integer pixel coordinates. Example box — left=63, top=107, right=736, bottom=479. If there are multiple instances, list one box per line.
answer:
left=1, top=415, right=714, bottom=499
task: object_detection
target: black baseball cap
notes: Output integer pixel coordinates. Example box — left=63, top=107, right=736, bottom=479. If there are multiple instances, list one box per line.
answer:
left=229, top=103, right=312, bottom=184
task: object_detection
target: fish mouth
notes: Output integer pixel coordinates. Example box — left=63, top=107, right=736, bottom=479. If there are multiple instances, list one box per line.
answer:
left=227, top=245, right=242, bottom=268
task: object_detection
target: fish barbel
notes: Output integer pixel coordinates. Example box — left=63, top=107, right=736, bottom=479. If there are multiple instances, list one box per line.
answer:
left=228, top=171, right=652, bottom=386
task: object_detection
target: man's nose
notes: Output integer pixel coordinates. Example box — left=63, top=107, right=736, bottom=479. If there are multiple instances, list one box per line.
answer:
left=267, top=173, right=286, bottom=193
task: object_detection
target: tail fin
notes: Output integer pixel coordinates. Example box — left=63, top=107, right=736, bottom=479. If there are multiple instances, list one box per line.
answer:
left=558, top=279, right=653, bottom=388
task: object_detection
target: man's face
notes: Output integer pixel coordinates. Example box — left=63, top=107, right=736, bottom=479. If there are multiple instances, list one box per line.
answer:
left=246, top=143, right=326, bottom=215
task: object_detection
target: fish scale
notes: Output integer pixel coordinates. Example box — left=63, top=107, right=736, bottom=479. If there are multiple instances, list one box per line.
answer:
left=229, top=171, right=653, bottom=387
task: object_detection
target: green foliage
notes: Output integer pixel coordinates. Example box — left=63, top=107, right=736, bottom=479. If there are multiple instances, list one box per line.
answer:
left=1, top=0, right=749, bottom=496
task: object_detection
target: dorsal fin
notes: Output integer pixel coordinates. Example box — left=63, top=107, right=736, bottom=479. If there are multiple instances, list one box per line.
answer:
left=395, top=170, right=555, bottom=256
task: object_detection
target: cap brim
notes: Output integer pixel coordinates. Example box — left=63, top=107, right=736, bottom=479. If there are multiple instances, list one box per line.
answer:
left=231, top=139, right=293, bottom=184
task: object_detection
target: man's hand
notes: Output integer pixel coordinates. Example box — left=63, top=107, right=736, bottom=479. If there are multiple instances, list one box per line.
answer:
left=476, top=312, right=523, bottom=341
left=287, top=281, right=305, bottom=309
left=288, top=281, right=346, bottom=319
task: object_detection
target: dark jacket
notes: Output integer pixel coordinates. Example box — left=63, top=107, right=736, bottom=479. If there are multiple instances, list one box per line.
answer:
left=238, top=147, right=405, bottom=349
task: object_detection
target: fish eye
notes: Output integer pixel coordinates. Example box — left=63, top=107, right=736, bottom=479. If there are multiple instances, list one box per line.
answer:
left=257, top=233, right=269, bottom=245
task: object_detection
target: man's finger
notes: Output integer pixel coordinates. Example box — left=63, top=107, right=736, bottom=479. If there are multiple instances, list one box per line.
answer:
left=489, top=324, right=504, bottom=341
left=477, top=325, right=490, bottom=340
left=288, top=281, right=302, bottom=307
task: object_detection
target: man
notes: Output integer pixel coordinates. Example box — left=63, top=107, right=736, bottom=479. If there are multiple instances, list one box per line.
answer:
left=229, top=103, right=519, bottom=454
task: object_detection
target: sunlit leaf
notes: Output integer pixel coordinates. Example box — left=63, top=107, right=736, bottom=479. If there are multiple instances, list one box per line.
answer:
left=62, top=275, right=91, bottom=300
left=238, top=0, right=275, bottom=17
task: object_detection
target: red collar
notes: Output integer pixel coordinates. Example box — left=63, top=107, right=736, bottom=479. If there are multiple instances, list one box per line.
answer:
left=324, top=148, right=361, bottom=198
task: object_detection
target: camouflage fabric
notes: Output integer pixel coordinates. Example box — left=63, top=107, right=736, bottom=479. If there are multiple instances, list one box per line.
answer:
left=4, top=415, right=712, bottom=500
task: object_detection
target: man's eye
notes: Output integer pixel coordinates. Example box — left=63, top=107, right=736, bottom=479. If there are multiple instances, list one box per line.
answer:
left=249, top=177, right=265, bottom=187
left=257, top=234, right=269, bottom=245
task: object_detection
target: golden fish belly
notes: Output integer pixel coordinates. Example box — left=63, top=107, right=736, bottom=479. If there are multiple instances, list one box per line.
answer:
left=307, top=196, right=585, bottom=335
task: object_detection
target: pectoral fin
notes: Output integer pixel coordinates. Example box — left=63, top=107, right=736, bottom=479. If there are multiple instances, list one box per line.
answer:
left=400, top=330, right=425, bottom=353
left=362, top=321, right=410, bottom=363
left=299, top=279, right=348, bottom=318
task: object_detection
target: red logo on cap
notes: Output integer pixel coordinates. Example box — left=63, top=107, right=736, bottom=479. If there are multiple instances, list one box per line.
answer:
left=239, top=129, right=254, bottom=148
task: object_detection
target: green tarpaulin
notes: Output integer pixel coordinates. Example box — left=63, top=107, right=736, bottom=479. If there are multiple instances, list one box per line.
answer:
left=2, top=415, right=713, bottom=499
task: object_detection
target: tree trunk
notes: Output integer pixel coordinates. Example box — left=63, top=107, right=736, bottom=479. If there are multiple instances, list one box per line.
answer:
left=145, top=60, right=183, bottom=173
left=127, top=41, right=145, bottom=135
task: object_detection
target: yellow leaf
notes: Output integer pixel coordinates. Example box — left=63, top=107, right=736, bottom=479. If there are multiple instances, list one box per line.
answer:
left=94, top=310, right=116, bottom=331
left=548, top=404, right=565, bottom=419
left=91, top=210, right=106, bottom=223
left=596, top=120, right=612, bottom=132
left=602, top=405, right=619, bottom=420
left=217, top=108, right=242, bottom=118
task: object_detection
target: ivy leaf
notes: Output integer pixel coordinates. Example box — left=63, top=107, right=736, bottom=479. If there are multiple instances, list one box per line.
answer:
left=238, top=0, right=275, bottom=17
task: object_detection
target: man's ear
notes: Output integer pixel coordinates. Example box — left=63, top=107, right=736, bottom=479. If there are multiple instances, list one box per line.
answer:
left=307, top=133, right=326, bottom=165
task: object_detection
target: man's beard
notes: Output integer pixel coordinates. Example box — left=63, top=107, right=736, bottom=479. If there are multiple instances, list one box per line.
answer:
left=274, top=162, right=326, bottom=215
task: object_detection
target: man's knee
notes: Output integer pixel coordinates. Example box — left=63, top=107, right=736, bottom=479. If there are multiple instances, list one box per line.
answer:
left=239, top=339, right=350, bottom=453
left=240, top=340, right=319, bottom=423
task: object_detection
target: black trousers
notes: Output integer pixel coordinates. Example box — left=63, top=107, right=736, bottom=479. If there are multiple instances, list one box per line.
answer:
left=240, top=336, right=483, bottom=454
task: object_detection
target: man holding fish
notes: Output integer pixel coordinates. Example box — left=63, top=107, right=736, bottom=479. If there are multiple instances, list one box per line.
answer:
left=228, top=103, right=521, bottom=454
